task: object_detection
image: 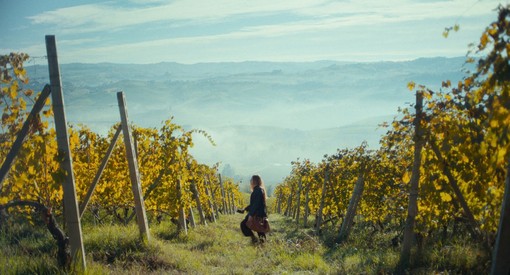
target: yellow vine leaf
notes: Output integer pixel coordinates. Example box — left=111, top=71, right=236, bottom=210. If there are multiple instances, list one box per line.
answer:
left=9, top=82, right=18, bottom=99
left=440, top=192, right=452, bottom=202
left=407, top=82, right=416, bottom=91
left=462, top=155, right=469, bottom=163
left=480, top=33, right=489, bottom=49
left=488, top=28, right=498, bottom=37
left=464, top=78, right=472, bottom=87
left=497, top=147, right=507, bottom=166
left=402, top=171, right=411, bottom=183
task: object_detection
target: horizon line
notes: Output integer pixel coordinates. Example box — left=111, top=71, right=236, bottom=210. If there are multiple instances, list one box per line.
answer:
left=21, top=55, right=469, bottom=66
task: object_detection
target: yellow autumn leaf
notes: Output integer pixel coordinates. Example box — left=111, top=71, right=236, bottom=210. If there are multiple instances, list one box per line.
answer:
left=488, top=28, right=498, bottom=37
left=402, top=171, right=411, bottom=183
left=9, top=82, right=18, bottom=99
left=407, top=81, right=416, bottom=91
left=497, top=147, right=507, bottom=165
left=462, top=155, right=469, bottom=163
left=490, top=120, right=498, bottom=128
left=480, top=33, right=489, bottom=48
left=440, top=192, right=452, bottom=202
left=424, top=92, right=432, bottom=100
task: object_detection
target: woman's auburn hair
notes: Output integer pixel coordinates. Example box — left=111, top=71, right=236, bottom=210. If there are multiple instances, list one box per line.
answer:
left=251, top=175, right=267, bottom=199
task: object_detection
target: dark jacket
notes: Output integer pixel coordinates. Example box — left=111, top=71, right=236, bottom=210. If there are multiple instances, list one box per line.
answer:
left=245, top=186, right=267, bottom=217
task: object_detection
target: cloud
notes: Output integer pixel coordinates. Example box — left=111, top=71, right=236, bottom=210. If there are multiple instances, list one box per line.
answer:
left=19, top=0, right=501, bottom=64
left=28, top=0, right=498, bottom=36
left=28, top=0, right=329, bottom=34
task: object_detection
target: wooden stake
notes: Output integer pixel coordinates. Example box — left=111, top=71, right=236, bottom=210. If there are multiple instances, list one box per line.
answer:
left=316, top=163, right=329, bottom=232
left=218, top=174, right=228, bottom=214
left=491, top=160, right=510, bottom=275
left=230, top=190, right=236, bottom=212
left=0, top=85, right=51, bottom=189
left=338, top=174, right=365, bottom=242
left=204, top=179, right=217, bottom=222
left=191, top=182, right=207, bottom=226
left=46, top=35, right=86, bottom=269
left=303, top=184, right=310, bottom=227
left=225, top=188, right=232, bottom=214
left=206, top=176, right=219, bottom=219
left=177, top=178, right=188, bottom=234
left=79, top=125, right=121, bottom=218
left=295, top=177, right=303, bottom=226
left=397, top=91, right=424, bottom=273
left=285, top=185, right=294, bottom=216
left=117, top=91, right=150, bottom=241
left=188, top=206, right=196, bottom=228
left=276, top=192, right=283, bottom=214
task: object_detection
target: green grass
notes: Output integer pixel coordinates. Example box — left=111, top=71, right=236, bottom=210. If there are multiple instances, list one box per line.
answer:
left=0, top=213, right=491, bottom=274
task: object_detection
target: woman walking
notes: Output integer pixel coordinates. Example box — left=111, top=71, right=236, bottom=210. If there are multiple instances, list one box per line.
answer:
left=240, top=175, right=268, bottom=243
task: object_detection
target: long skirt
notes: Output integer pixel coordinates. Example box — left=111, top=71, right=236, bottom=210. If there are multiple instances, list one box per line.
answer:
left=240, top=215, right=266, bottom=238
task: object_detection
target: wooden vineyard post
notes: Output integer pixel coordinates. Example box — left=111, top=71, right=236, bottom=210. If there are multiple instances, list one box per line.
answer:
left=191, top=182, right=207, bottom=226
left=79, top=126, right=122, bottom=218
left=229, top=189, right=234, bottom=214
left=230, top=191, right=236, bottom=212
left=177, top=178, right=188, bottom=234
left=316, top=167, right=329, bottom=233
left=205, top=188, right=217, bottom=223
left=0, top=85, right=51, bottom=190
left=218, top=174, right=228, bottom=214
left=338, top=174, right=365, bottom=242
left=206, top=177, right=219, bottom=220
left=397, top=91, right=424, bottom=273
left=491, top=160, right=510, bottom=275
left=295, top=177, right=303, bottom=226
left=117, top=91, right=150, bottom=241
left=283, top=195, right=289, bottom=216
left=225, top=189, right=232, bottom=214
left=46, top=35, right=86, bottom=269
left=292, top=194, right=298, bottom=218
left=188, top=207, right=196, bottom=228
left=303, top=184, right=310, bottom=227
left=276, top=192, right=283, bottom=214
left=285, top=185, right=294, bottom=216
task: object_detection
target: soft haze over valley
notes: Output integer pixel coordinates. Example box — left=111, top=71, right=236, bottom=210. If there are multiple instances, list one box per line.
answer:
left=25, top=57, right=466, bottom=190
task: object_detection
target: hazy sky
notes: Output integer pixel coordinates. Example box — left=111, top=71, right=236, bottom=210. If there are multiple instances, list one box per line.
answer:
left=1, top=0, right=506, bottom=64
left=1, top=0, right=508, bottom=186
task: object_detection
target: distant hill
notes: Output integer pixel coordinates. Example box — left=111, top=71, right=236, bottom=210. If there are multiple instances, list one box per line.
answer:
left=24, top=57, right=468, bottom=189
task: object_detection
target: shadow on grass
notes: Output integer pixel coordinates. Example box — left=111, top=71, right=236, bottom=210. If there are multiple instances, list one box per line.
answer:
left=190, top=240, right=215, bottom=251
left=153, top=229, right=181, bottom=241
left=1, top=220, right=58, bottom=254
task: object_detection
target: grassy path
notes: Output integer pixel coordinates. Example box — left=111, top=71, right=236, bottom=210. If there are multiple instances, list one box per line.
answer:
left=1, top=211, right=490, bottom=274
left=84, top=213, right=335, bottom=274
